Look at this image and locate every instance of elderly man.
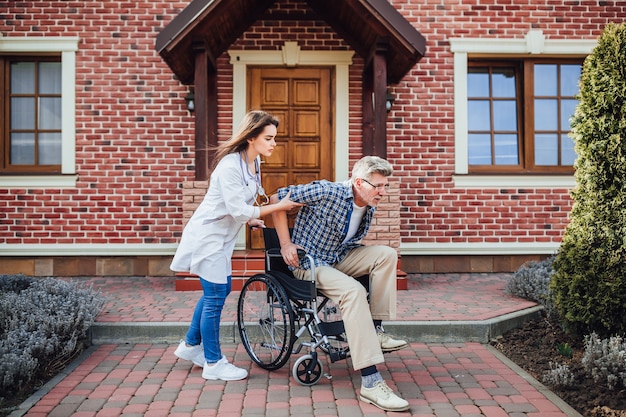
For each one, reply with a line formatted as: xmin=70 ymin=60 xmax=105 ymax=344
xmin=270 ymin=155 xmax=409 ymax=412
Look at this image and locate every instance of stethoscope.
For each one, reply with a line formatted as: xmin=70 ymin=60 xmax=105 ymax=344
xmin=239 ymin=150 xmax=269 ymax=206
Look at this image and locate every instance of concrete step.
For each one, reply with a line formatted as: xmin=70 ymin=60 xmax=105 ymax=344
xmin=89 ymin=306 xmax=543 ymax=345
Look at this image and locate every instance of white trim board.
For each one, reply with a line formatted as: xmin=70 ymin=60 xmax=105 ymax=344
xmin=0 ymin=242 xmax=559 ymax=257
xmin=401 ymin=242 xmax=559 ymax=256
xmin=0 ymin=244 xmax=179 ymax=257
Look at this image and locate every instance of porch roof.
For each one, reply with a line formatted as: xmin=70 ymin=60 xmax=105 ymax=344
xmin=155 ymin=0 xmax=426 ymax=85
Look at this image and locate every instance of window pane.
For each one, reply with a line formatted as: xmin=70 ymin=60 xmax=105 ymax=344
xmin=535 ymin=99 xmax=558 ymax=130
xmin=11 ymin=97 xmax=35 ymax=129
xmin=492 ymin=68 xmax=516 ymax=98
xmin=39 ymin=133 xmax=62 ymax=164
xmin=561 ymin=134 xmax=577 ymax=165
xmin=10 ymin=62 xmax=35 ymax=94
xmin=561 ymin=64 xmax=581 ymax=96
xmin=468 ymin=134 xmax=491 ymax=165
xmin=39 ymin=97 xmax=62 ymax=129
xmin=467 ymin=100 xmax=491 ymax=130
xmin=493 ymin=100 xmax=517 ymax=130
xmin=39 ymin=62 xmax=62 ymax=94
xmin=561 ymin=99 xmax=578 ymax=130
xmin=534 ymin=64 xmax=557 ymax=96
xmin=494 ymin=134 xmax=519 ymax=165
xmin=535 ymin=134 xmax=558 ymax=165
xmin=10 ymin=132 xmax=35 ymax=164
xmin=467 ymin=69 xmax=489 ymax=97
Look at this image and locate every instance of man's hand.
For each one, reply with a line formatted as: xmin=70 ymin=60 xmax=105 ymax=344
xmin=280 ymin=242 xmax=304 ymax=267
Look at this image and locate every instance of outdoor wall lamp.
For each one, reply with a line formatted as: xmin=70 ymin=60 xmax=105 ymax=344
xmin=385 ymin=90 xmax=395 ymax=112
xmin=184 ymin=88 xmax=195 ymax=113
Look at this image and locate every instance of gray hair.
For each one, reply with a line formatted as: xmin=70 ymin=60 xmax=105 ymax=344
xmin=350 ymin=156 xmax=393 ymax=184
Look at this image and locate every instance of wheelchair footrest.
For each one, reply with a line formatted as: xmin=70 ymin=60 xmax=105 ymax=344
xmin=318 ymin=320 xmax=345 ymax=336
xmin=328 ymin=349 xmax=349 ymax=363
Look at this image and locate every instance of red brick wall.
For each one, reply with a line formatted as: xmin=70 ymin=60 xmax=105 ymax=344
xmin=1 ymin=1 xmax=625 ymax=272
xmin=384 ymin=0 xmax=622 ymax=246
xmin=1 ymin=1 xmax=195 ymax=246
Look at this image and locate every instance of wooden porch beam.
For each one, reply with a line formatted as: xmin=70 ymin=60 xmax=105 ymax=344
xmin=362 ymin=37 xmax=389 ymax=158
xmin=192 ymin=44 xmax=218 ymax=181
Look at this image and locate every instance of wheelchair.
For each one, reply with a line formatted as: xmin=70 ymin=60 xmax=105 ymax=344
xmin=237 ymin=228 xmax=366 ymax=386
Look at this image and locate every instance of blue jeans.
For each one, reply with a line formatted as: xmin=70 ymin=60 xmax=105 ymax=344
xmin=185 ymin=276 xmax=232 ymax=364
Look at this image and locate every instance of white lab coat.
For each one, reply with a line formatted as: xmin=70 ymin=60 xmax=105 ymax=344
xmin=170 ymin=153 xmax=261 ymax=283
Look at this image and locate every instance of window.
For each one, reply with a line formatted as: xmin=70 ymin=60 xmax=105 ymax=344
xmin=467 ymin=60 xmax=582 ymax=174
xmin=449 ymin=30 xmax=596 ymax=187
xmin=0 ymin=37 xmax=78 ymax=187
xmin=2 ymin=57 xmax=62 ymax=173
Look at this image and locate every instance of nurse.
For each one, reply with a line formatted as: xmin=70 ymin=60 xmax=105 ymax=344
xmin=170 ymin=110 xmax=302 ymax=381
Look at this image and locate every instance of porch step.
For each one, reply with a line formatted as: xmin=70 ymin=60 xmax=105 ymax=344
xmin=175 ymin=250 xmax=408 ymax=291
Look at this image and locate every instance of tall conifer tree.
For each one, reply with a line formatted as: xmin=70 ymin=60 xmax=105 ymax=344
xmin=552 ymin=23 xmax=626 ymax=338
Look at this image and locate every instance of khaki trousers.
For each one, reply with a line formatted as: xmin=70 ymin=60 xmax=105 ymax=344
xmin=293 ymin=245 xmax=397 ymax=370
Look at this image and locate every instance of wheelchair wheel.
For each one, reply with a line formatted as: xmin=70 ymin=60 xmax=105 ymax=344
xmin=292 ymin=354 xmax=323 ymax=386
xmin=237 ymin=274 xmax=295 ymax=371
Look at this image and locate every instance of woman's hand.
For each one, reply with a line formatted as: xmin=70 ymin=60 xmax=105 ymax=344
xmin=248 ymin=218 xmax=265 ymax=230
xmin=278 ymin=190 xmax=304 ymax=211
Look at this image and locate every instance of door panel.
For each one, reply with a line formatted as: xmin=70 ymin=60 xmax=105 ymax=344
xmin=248 ymin=66 xmax=333 ymax=248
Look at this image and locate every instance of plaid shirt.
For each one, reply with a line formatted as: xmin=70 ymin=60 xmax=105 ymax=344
xmin=276 ymin=180 xmax=375 ymax=270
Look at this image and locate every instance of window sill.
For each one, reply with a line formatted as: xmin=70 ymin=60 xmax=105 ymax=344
xmin=0 ymin=175 xmax=78 ymax=189
xmin=452 ymin=174 xmax=575 ymax=189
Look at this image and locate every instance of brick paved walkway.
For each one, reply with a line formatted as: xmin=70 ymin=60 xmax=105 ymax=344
xmin=9 ymin=274 xmax=581 ymax=417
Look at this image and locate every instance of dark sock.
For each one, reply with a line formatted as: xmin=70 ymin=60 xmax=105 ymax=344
xmin=360 ymin=365 xmax=377 ymax=376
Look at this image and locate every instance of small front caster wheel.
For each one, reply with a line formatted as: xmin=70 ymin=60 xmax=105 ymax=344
xmin=292 ymin=354 xmax=323 ymax=386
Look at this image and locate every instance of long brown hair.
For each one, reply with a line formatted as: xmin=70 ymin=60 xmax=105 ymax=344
xmin=211 ymin=110 xmax=279 ymax=169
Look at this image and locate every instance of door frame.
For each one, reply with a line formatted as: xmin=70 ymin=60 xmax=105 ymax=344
xmin=228 ymin=42 xmax=354 ymax=249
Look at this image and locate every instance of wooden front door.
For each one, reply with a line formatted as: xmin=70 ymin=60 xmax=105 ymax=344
xmin=247 ymin=66 xmax=334 ymax=249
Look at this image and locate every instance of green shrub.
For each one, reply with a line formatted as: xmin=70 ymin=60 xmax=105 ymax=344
xmin=552 ymin=22 xmax=626 ymax=338
xmin=0 ymin=274 xmax=106 ymax=406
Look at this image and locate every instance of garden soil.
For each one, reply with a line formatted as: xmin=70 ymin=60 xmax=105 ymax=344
xmin=491 ymin=316 xmax=626 ymax=417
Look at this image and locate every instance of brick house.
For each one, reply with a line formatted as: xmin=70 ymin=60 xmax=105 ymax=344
xmin=1 ymin=1 xmax=624 ymax=288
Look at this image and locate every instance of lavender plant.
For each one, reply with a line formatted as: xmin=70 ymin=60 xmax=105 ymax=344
xmin=542 ymin=362 xmax=575 ymax=388
xmin=0 ymin=274 xmax=106 ymax=406
xmin=505 ymin=256 xmax=556 ymax=317
xmin=582 ymin=332 xmax=626 ymax=390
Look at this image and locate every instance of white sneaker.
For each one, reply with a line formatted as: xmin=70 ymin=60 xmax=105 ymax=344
xmin=174 ymin=340 xmax=205 ymax=367
xmin=359 ymin=380 xmax=409 ymax=412
xmin=202 ymin=356 xmax=248 ymax=381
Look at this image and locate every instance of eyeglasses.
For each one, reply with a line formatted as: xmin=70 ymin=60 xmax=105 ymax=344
xmin=361 ymin=178 xmax=390 ymax=191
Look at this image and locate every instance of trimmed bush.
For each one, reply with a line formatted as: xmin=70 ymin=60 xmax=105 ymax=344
xmin=552 ymin=22 xmax=626 ymax=338
xmin=0 ymin=274 xmax=105 ymax=406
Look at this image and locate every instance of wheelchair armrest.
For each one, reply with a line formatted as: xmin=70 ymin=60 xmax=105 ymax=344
xmin=267 ymin=247 xmax=282 ymax=256
xmin=267 ymin=247 xmax=306 ymax=259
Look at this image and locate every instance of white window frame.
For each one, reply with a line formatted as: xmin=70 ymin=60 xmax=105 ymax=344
xmin=449 ymin=29 xmax=595 ymax=189
xmin=0 ymin=36 xmax=78 ymax=188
